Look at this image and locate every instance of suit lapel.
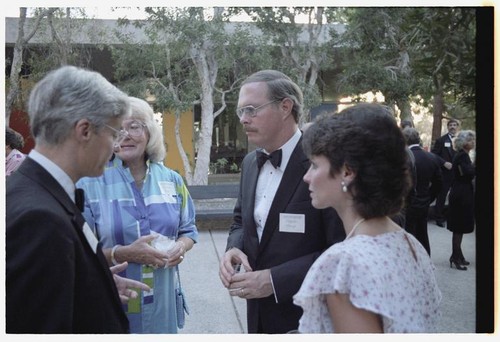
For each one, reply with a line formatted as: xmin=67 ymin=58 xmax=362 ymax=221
xmin=241 ymin=152 xmax=260 ymax=259
xmin=258 ymin=140 xmax=309 ymax=252
xmin=18 ymin=159 xmax=116 ymax=285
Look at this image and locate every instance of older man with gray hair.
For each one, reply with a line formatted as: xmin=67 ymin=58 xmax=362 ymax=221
xmin=6 ymin=66 xmax=150 ymax=333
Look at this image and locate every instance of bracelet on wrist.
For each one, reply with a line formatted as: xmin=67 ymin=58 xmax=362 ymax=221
xmin=111 ymin=244 xmax=122 ymax=266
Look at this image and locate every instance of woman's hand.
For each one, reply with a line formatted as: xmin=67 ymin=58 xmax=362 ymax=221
xmin=114 ymin=235 xmax=169 ymax=268
xmin=164 ymin=240 xmax=187 ymax=267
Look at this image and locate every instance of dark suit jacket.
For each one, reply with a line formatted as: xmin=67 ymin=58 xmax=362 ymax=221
xmin=226 ymin=139 xmax=345 ymax=333
xmin=431 ymin=133 xmax=456 ymax=176
xmin=409 ymin=146 xmax=443 ymax=209
xmin=432 ymin=133 xmax=455 ymax=162
xmin=6 ymin=158 xmax=129 ymax=333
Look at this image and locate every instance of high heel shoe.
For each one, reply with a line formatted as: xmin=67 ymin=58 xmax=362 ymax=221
xmin=449 ymin=257 xmax=467 ymax=270
xmin=459 ymin=257 xmax=470 ymax=266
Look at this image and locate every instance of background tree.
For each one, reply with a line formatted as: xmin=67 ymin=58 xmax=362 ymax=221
xmin=406 ymin=7 xmax=476 ymax=142
xmin=336 ymin=7 xmax=418 ymax=123
xmin=6 ymin=7 xmax=109 ymax=124
xmin=5 ymin=7 xmax=57 ymax=125
xmin=234 ymin=6 xmax=343 ymax=124
xmin=112 ymin=7 xmax=273 ymax=184
xmin=336 ymin=7 xmax=476 ymax=142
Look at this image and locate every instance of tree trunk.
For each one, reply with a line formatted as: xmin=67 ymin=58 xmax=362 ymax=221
xmin=396 ymin=97 xmax=412 ymax=123
xmin=5 ymin=8 xmax=27 ymax=125
xmin=191 ymin=48 xmax=217 ymax=185
xmin=174 ymin=109 xmax=193 ymax=184
xmin=431 ymin=89 xmax=445 ymax=146
xmin=6 ymin=8 xmax=58 ymax=125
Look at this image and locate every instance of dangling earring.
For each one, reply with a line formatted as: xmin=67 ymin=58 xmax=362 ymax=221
xmin=341 ymin=181 xmax=348 ymax=193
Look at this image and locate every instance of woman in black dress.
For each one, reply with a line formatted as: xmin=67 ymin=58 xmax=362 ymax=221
xmin=447 ymin=130 xmax=476 ymax=270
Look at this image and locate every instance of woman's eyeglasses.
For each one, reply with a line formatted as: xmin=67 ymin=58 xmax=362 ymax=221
xmin=104 ymin=125 xmax=129 ymax=143
xmin=123 ymin=120 xmax=146 ymax=137
xmin=104 ymin=120 xmax=146 ymax=143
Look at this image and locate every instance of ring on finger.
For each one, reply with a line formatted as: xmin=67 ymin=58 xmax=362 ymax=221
xmin=240 ymin=288 xmax=244 ymax=296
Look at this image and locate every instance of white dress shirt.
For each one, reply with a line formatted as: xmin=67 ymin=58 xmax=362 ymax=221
xmin=254 ymin=129 xmax=302 ymax=242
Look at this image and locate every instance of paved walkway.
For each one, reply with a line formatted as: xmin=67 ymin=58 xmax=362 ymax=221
xmin=178 ymin=222 xmax=476 ymax=334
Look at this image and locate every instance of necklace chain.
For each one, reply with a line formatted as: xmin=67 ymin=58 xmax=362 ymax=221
xmin=346 ymin=218 xmax=366 ymax=239
xmin=134 ymin=172 xmax=146 ymax=184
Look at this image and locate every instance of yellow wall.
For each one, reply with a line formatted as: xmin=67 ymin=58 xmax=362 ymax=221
xmin=162 ymin=111 xmax=195 ymax=177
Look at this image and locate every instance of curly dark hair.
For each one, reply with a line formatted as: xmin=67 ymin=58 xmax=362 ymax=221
xmin=302 ymin=103 xmax=412 ymax=219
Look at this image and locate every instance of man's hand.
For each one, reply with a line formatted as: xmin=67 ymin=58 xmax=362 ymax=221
xmin=110 ymin=262 xmax=151 ymax=304
xmin=218 ymin=247 xmax=251 ymax=288
xmin=227 ymin=269 xmax=274 ymax=299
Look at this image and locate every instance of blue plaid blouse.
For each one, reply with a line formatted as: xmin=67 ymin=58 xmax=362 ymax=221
xmin=77 ymin=156 xmax=198 ymax=333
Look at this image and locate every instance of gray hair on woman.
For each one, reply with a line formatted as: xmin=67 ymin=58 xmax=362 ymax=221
xmin=453 ymin=130 xmax=476 ymax=151
xmin=128 ymin=97 xmax=166 ymax=163
xmin=28 ymin=65 xmax=130 ymax=146
xmin=242 ymin=70 xmax=304 ymax=123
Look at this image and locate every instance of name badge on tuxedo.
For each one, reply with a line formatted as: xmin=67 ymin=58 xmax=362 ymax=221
xmin=444 ymin=142 xmax=451 ymax=148
xmin=279 ymin=213 xmax=305 ymax=233
xmin=82 ymin=222 xmax=99 ymax=254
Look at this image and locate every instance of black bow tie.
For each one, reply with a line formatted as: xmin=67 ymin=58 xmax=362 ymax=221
xmin=256 ymin=149 xmax=282 ymax=169
xmin=75 ymin=188 xmax=85 ymax=212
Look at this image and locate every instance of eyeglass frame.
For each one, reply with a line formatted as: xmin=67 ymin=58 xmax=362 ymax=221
xmin=236 ymin=99 xmax=281 ymax=119
xmin=121 ymin=120 xmax=147 ymax=137
xmin=104 ymin=124 xmax=129 ymax=143
xmin=104 ymin=120 xmax=147 ymax=143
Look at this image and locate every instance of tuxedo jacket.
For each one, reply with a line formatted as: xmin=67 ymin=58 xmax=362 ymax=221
xmin=226 ymin=139 xmax=345 ymax=333
xmin=6 ymin=157 xmax=129 ymax=333
xmin=409 ymin=146 xmax=443 ymax=209
xmin=431 ymin=133 xmax=456 ymax=178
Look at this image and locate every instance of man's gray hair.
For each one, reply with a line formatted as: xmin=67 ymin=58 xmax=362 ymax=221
xmin=28 ymin=65 xmax=130 ymax=145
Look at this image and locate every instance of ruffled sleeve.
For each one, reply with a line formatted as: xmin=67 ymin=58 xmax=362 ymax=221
xmin=294 ymin=232 xmax=441 ymax=333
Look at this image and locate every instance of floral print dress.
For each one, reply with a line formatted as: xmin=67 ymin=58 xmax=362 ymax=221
xmin=293 ymin=229 xmax=441 ymax=333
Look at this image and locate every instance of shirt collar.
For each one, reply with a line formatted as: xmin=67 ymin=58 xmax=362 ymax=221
xmin=29 ymin=149 xmax=76 ymax=202
xmin=263 ymin=129 xmax=301 ymax=171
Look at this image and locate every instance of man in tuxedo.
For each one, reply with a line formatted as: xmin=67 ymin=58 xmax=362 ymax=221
xmin=218 ymin=70 xmax=345 ymax=333
xmin=403 ymin=128 xmax=443 ymax=255
xmin=431 ymin=119 xmax=459 ymax=226
xmin=6 ymin=66 xmax=149 ymax=333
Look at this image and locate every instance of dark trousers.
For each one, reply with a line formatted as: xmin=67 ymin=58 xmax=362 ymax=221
xmin=405 ymin=207 xmax=431 ymax=256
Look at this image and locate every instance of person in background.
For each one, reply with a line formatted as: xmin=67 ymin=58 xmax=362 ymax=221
xmin=402 ymin=127 xmax=443 ymax=256
xmin=447 ymin=130 xmax=476 ymax=270
xmin=400 ymin=118 xmax=414 ymax=130
xmin=431 ymin=119 xmax=460 ymax=227
xmin=390 ymin=120 xmax=417 ymax=228
xmin=294 ymin=103 xmax=441 ymax=333
xmin=5 ymin=127 xmax=27 ymax=176
xmin=218 ymin=70 xmax=345 ymax=334
xmin=77 ymin=96 xmax=198 ymax=333
xmin=6 ymin=65 xmax=150 ymax=333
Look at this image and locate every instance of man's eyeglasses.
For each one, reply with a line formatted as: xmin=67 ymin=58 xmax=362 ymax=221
xmin=236 ymin=99 xmax=280 ymax=119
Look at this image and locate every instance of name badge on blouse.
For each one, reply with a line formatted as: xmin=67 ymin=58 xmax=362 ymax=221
xmin=279 ymin=213 xmax=305 ymax=233
xmin=158 ymin=181 xmax=177 ymax=203
xmin=444 ymin=142 xmax=451 ymax=148
xmin=82 ymin=222 xmax=98 ymax=254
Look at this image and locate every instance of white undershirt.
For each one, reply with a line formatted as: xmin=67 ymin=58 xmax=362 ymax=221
xmin=254 ymin=129 xmax=302 ymax=242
